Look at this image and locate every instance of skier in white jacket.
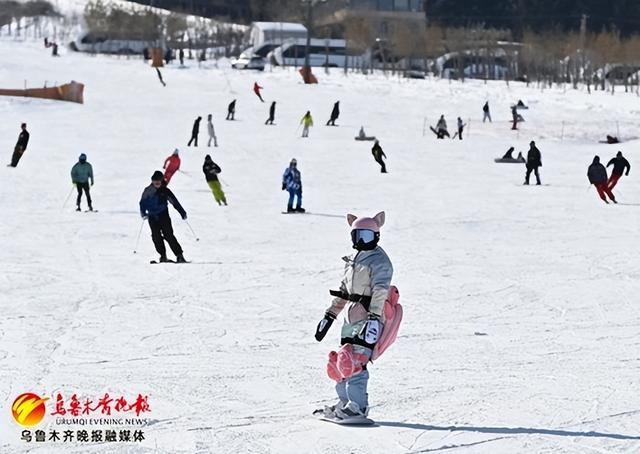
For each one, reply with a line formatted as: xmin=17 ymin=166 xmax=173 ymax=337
xmin=314 ymin=211 xmax=393 ymax=421
xmin=207 ymin=114 xmax=217 ymax=147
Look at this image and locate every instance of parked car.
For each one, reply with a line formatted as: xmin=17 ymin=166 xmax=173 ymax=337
xmin=231 ymin=50 xmax=266 ymax=70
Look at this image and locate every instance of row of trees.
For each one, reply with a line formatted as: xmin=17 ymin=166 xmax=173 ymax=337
xmin=82 ymin=1 xmax=244 ymax=57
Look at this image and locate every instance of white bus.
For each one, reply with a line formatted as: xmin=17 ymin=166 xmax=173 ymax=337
xmin=271 ymin=38 xmax=363 ymax=67
xmin=248 ymin=22 xmax=308 ymax=48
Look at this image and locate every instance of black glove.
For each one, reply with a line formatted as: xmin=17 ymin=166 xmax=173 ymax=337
xmin=359 ymin=313 xmax=381 ymax=346
xmin=282 ymin=183 xmax=286 ymax=191
xmin=315 ymin=312 xmax=335 ymax=342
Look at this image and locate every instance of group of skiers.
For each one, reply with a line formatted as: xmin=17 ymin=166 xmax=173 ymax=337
xmin=587 ymin=151 xmax=631 ymax=204
xmin=188 ymin=115 xmax=217 ymax=148
xmin=434 ymin=115 xmax=466 ymax=140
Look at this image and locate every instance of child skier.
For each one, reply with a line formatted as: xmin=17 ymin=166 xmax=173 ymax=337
xmin=202 ymin=155 xmax=227 ymax=206
xmin=70 ymin=153 xmax=94 ymax=211
xmin=253 ymin=82 xmax=264 ymax=102
xmin=456 ymin=117 xmax=465 ymax=140
xmin=282 ymin=158 xmax=304 ymax=213
xmin=207 ymin=114 xmax=218 ymax=147
xmin=301 ymin=111 xmax=313 ymax=138
xmin=139 ymin=171 xmax=188 ymax=263
xmin=163 ymin=149 xmax=181 ymax=184
xmin=314 ymin=211 xmax=394 ymax=422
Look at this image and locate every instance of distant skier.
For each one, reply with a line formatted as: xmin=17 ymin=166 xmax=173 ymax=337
xmin=588 ymin=156 xmax=617 ymax=204
xmin=202 ymin=154 xmax=227 ymax=206
xmin=179 ymin=48 xmax=184 ymax=66
xmin=524 ymin=141 xmax=542 ymax=185
xmin=313 ymin=211 xmax=394 ymax=423
xmin=511 ymin=105 xmax=519 ymax=130
xmin=456 ymin=117 xmax=465 ymax=140
xmin=253 ymin=82 xmax=264 ymax=102
xmin=207 ymin=114 xmax=218 ymax=147
xmin=483 ymin=101 xmax=492 ymax=123
xmin=226 ymin=100 xmax=236 ymax=120
xmin=371 ymin=140 xmax=387 ymax=173
xmin=436 ymin=115 xmax=449 ymax=139
xmin=163 ymin=149 xmax=181 ymax=184
xmin=139 ymin=171 xmax=187 ymax=263
xmin=188 ymin=116 xmax=201 ymax=147
xmin=282 ymin=158 xmax=304 ymax=213
xmin=606 ymin=151 xmax=630 ymax=190
xmin=70 ymin=153 xmax=94 ymax=212
xmin=301 ymin=111 xmax=313 ymax=138
xmin=9 ymin=123 xmax=29 ymax=167
xmin=265 ymin=101 xmax=276 ymax=125
xmin=327 ymin=101 xmax=340 ymax=126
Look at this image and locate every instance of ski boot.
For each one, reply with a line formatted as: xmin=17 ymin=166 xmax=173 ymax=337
xmin=334 ymin=402 xmax=368 ymax=421
xmin=313 ymin=401 xmax=346 ymax=418
xmin=76 ymin=206 xmax=81 ymax=212
xmin=88 ymin=205 xmax=94 ymax=212
xmin=287 ymin=206 xmax=295 ymax=213
xmin=295 ymin=207 xmax=306 ymax=213
xmin=159 ymin=255 xmax=170 ymax=263
xmin=176 ymin=255 xmax=187 ymax=263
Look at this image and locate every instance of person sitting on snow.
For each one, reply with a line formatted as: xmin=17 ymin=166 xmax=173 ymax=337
xmin=436 ymin=115 xmax=449 ymax=139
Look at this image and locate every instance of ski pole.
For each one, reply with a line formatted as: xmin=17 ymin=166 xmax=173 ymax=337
xmin=219 ymin=177 xmax=230 ymax=187
xmin=133 ymin=218 xmax=145 ymax=254
xmin=61 ymin=184 xmax=75 ymax=212
xmin=178 ymin=169 xmax=194 ymax=179
xmin=184 ymin=219 xmax=200 ymax=242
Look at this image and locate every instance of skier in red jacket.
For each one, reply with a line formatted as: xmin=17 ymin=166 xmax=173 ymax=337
xmin=163 ymin=149 xmax=181 ymax=184
xmin=253 ymin=82 xmax=264 ymax=102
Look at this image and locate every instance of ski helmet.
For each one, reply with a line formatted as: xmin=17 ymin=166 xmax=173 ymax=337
xmin=347 ymin=212 xmax=385 ymax=251
xmin=290 ymin=158 xmax=297 ymax=166
xmin=79 ymin=153 xmax=87 ymax=162
xmin=173 ymin=148 xmax=179 ymax=155
xmin=151 ymin=170 xmax=164 ymax=181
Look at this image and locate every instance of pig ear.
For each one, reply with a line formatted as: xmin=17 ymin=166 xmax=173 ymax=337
xmin=373 ymin=211 xmax=385 ymax=228
xmin=347 ymin=214 xmax=357 ymax=226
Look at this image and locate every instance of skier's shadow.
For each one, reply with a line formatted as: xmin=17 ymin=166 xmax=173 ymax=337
xmin=375 ymin=422 xmax=640 ymax=440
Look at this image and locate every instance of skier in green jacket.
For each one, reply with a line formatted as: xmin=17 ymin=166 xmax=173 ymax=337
xmin=71 ymin=153 xmax=94 ymax=211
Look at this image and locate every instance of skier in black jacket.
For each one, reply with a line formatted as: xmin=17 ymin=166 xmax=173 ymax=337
xmin=139 ymin=171 xmax=188 ymax=263
xmin=371 ymin=140 xmax=387 ymax=173
xmin=9 ymin=123 xmax=30 ymax=167
xmin=524 ymin=141 xmax=542 ymax=185
xmin=326 ymin=101 xmax=340 ymax=126
xmin=606 ymin=151 xmax=631 ymax=190
xmin=226 ymin=99 xmax=236 ymax=120
xmin=588 ymin=156 xmax=616 ymax=204
xmin=188 ymin=116 xmax=201 ymax=147
xmin=266 ymin=101 xmax=276 ymax=125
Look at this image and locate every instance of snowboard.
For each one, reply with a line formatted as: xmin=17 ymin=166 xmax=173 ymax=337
xmin=313 ymin=408 xmax=375 ymax=426
xmin=281 ymin=211 xmax=307 ymax=215
xmin=317 ymin=414 xmax=375 ymax=426
xmin=150 ymin=260 xmax=191 ymax=264
xmin=494 ymin=158 xmax=525 ymax=164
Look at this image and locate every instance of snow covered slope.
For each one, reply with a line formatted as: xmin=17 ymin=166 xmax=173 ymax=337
xmin=1 ymin=40 xmax=639 ymax=453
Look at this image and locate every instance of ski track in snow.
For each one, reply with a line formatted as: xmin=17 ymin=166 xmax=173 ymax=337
xmin=0 ymin=39 xmax=639 ymax=453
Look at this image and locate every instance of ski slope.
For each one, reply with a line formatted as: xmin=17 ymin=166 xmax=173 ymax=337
xmin=1 ymin=40 xmax=639 ymax=453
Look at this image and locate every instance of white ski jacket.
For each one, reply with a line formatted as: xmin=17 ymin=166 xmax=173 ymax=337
xmin=327 ymin=246 xmax=393 ymax=341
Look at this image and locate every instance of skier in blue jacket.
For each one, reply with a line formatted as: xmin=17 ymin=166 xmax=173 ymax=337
xmin=282 ymin=158 xmax=304 ymax=213
xmin=139 ymin=171 xmax=188 ymax=263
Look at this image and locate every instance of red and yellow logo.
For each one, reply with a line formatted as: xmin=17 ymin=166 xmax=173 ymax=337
xmin=12 ymin=393 xmax=49 ymax=427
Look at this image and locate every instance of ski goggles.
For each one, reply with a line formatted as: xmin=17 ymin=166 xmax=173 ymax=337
xmin=351 ymin=229 xmax=376 ymax=244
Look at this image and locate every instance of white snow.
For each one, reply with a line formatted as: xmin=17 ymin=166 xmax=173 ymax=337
xmin=1 ymin=39 xmax=639 ymax=453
